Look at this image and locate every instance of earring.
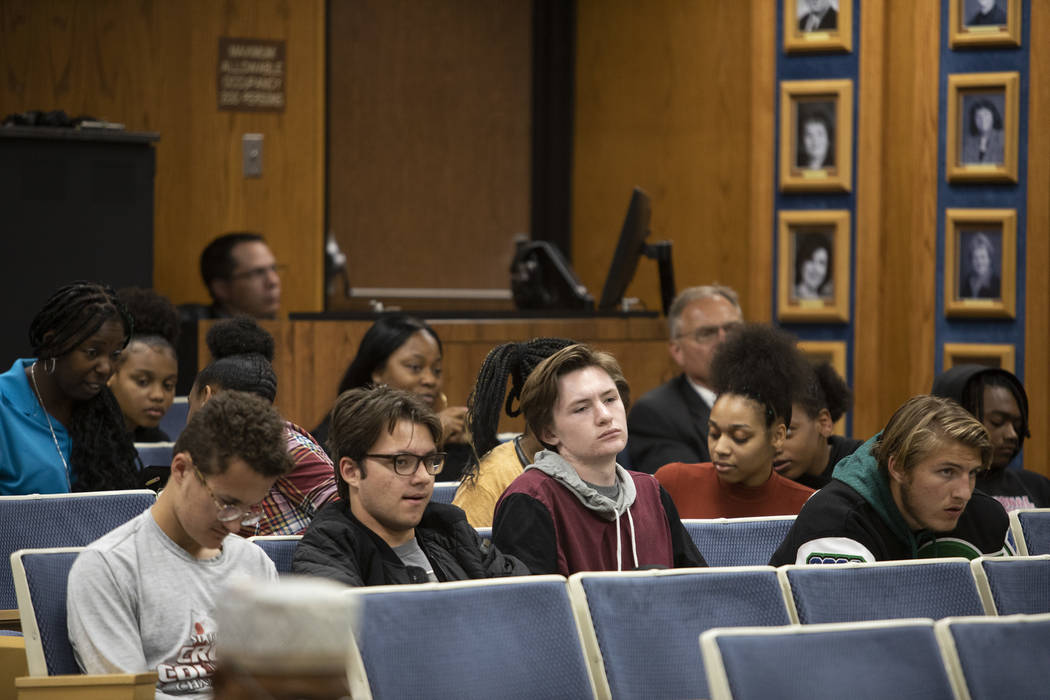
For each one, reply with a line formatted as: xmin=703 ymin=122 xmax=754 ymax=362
xmin=46 ymin=357 xmax=56 ymax=374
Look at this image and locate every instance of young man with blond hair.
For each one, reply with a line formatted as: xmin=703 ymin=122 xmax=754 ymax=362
xmin=771 ymin=394 xmax=1010 ymax=565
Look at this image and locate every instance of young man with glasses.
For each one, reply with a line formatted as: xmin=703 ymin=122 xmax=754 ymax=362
xmin=67 ymin=391 xmax=293 ymax=698
xmin=294 ymin=385 xmax=527 ymax=586
xmin=627 ymin=284 xmax=744 ymax=473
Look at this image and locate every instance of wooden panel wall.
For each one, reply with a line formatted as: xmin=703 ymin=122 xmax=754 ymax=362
xmin=852 ymin=0 xmax=942 ymax=437
xmin=0 ymin=0 xmax=325 ymax=313
xmin=200 ymin=318 xmax=674 ymax=432
xmin=326 ymin=0 xmax=532 ymax=300
xmin=573 ymin=0 xmax=770 ymax=321
xmin=1026 ymin=1 xmax=1049 ymax=478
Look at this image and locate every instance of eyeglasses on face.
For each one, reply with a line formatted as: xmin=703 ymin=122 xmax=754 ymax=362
xmin=364 ymin=452 xmax=446 ymax=476
xmin=192 ymin=465 xmax=263 ymax=526
xmin=676 ymin=321 xmax=743 ymax=344
xmin=228 ymin=263 xmax=285 ymax=282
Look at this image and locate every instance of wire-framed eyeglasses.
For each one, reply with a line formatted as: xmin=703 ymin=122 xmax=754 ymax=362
xmin=364 ymin=452 xmax=447 ymax=476
xmin=192 ymin=465 xmax=264 ymax=526
xmin=675 ymin=321 xmax=743 ymax=344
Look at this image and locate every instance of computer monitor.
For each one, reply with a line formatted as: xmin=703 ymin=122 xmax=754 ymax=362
xmin=598 ymin=187 xmax=676 ymax=314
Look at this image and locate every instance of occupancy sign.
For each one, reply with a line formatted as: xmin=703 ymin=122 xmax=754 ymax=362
xmin=217 ymin=38 xmax=285 ymax=112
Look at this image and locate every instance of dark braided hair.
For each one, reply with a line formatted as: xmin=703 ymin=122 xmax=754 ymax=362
xmin=461 ymin=338 xmax=576 ymax=484
xmin=961 ymin=369 xmax=1030 ymax=452
xmin=710 ymin=323 xmax=809 ymax=429
xmin=796 ymin=362 xmax=853 ymax=423
xmin=29 ymin=282 xmax=139 ymax=492
xmin=195 ymin=318 xmax=278 ymax=403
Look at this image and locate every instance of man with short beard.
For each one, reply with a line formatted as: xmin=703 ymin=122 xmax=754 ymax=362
xmin=771 ymin=394 xmax=1009 ymax=565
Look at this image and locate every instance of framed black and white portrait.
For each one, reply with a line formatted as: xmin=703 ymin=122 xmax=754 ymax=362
xmin=780 ymin=80 xmax=853 ymax=192
xmin=944 ymin=208 xmax=1015 ymax=319
xmin=778 ymin=209 xmax=850 ymax=322
xmin=949 ymin=0 xmax=1020 ymax=48
xmin=943 ymin=343 xmax=1015 ymax=373
xmin=784 ymin=0 xmax=852 ymax=53
xmin=946 ymin=72 xmax=1019 ymax=183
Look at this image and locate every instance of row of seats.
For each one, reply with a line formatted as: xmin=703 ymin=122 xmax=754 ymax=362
xmin=11 ymin=550 xmax=1050 ymax=699
xmin=6 ymin=491 xmax=1050 ymax=616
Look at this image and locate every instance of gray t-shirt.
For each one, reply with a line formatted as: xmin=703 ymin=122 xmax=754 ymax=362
xmin=392 ymin=538 xmax=438 ymax=582
xmin=584 ymin=479 xmax=621 ymax=501
xmin=67 ymin=509 xmax=277 ymax=699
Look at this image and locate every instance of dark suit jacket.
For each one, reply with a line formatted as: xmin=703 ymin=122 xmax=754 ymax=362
xmin=626 ymin=374 xmax=711 ymax=475
xmin=799 ymin=7 xmax=837 ymax=31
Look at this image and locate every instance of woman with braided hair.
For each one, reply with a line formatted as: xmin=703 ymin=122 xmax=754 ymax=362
xmin=453 ymin=337 xmax=575 ymax=527
xmin=0 ymin=282 xmax=139 ymax=494
xmin=655 ymin=323 xmax=816 ymax=517
xmin=108 ymin=287 xmax=180 ymax=442
xmin=186 ymin=317 xmax=338 ymax=537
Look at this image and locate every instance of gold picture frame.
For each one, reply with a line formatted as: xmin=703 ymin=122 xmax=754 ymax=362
xmin=777 ymin=210 xmax=850 ymax=322
xmin=784 ymin=0 xmax=853 ymax=54
xmin=944 ymin=208 xmax=1015 ymax=319
xmin=943 ymin=343 xmax=1015 ymax=373
xmin=780 ymin=79 xmax=853 ymax=192
xmin=946 ymin=72 xmax=1019 ymax=183
xmin=948 ymin=0 xmax=1020 ymax=49
xmin=797 ymin=340 xmax=848 ymax=435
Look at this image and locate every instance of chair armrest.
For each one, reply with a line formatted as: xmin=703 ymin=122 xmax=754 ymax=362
xmin=0 ymin=609 xmax=20 ymax=633
xmin=15 ymin=672 xmax=157 ymax=700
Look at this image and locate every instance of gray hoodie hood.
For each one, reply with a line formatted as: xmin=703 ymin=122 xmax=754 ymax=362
xmin=525 ymin=449 xmax=637 ymax=522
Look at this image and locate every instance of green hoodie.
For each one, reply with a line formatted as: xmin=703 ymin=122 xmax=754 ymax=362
xmin=832 ymin=434 xmax=926 ymax=557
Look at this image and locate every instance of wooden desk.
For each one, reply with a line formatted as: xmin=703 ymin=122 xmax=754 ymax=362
xmin=201 ymin=317 xmax=676 ymax=431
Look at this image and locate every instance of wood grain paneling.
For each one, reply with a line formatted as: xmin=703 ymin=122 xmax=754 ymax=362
xmin=326 ymin=0 xmax=531 ymax=299
xmin=573 ymin=1 xmax=760 ymax=318
xmin=201 ymin=318 xmax=673 ymax=433
xmin=0 ymin=0 xmax=325 ymax=314
xmin=853 ymin=0 xmax=941 ymax=438
xmin=1026 ymin=1 xmax=1049 ymax=478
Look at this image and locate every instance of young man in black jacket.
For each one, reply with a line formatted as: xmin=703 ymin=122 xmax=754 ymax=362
xmin=293 ymin=385 xmax=527 ymax=585
xmin=771 ymin=394 xmax=1009 ymax=565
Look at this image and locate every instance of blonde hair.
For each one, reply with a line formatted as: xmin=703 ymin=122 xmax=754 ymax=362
xmin=873 ymin=394 xmax=992 ymax=478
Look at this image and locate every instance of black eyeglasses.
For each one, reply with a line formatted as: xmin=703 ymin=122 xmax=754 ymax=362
xmin=364 ymin=452 xmax=446 ymax=476
xmin=675 ymin=321 xmax=743 ymax=344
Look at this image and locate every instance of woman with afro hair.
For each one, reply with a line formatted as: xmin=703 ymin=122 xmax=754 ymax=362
xmin=655 ymin=323 xmax=816 ymax=517
xmin=0 ymin=282 xmax=139 ymax=494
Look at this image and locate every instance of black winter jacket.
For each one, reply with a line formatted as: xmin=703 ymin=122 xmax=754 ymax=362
xmin=292 ymin=501 xmax=529 ymax=586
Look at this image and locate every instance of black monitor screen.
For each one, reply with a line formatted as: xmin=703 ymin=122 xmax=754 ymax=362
xmin=598 ymin=187 xmax=651 ymax=310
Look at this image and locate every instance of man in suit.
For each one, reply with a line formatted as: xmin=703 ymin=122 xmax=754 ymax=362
xmin=799 ymin=0 xmax=838 ymax=32
xmin=626 ymin=285 xmax=743 ymax=474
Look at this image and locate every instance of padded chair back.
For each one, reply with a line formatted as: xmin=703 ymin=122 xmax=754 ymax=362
xmin=349 ymin=575 xmax=595 ymax=700
xmin=1009 ymin=508 xmax=1050 ymax=556
xmin=10 ymin=547 xmax=83 ymax=676
xmin=0 ymin=490 xmax=156 ymax=610
xmin=780 ymin=558 xmax=984 ymax=624
xmin=569 ymin=566 xmax=791 ymax=700
xmin=682 ymin=517 xmax=795 ymax=567
xmin=430 ymin=481 xmax=459 ymax=506
xmin=936 ymin=613 xmax=1050 ymax=700
xmin=159 ymin=396 xmax=190 ymax=440
xmin=971 ymin=555 xmax=1050 ymax=615
xmin=247 ymin=535 xmax=302 ymax=575
xmin=701 ymin=618 xmax=960 ymax=700
xmin=134 ymin=442 xmax=174 ymax=469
